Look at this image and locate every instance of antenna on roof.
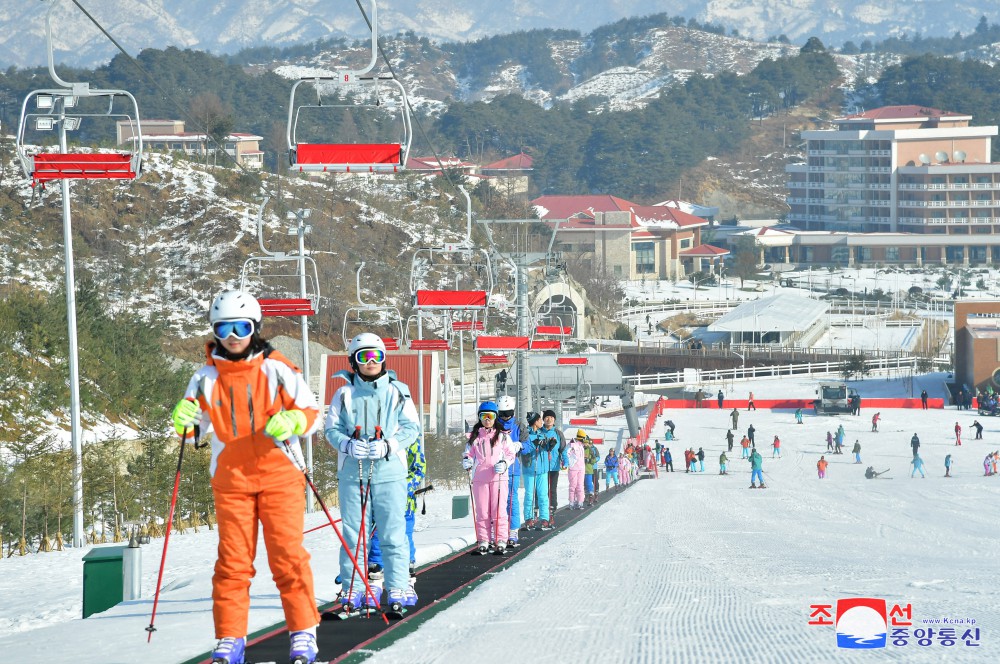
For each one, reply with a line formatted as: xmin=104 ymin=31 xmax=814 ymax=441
xmin=935 ymin=151 xmax=949 ymax=163
xmin=918 ymin=153 xmax=930 ymax=165
xmin=954 ymin=150 xmax=967 ymax=163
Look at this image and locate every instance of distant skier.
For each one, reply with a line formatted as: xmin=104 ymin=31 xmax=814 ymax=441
xmin=955 ymin=422 xmax=962 ymax=446
xmin=921 ymin=389 xmax=929 ymax=410
xmin=719 ymin=451 xmax=728 ymax=475
xmin=871 ymin=412 xmax=880 ymax=432
xmin=604 ymin=449 xmax=620 ymax=491
xmin=717 ymin=389 xmax=725 ymax=409
xmin=730 ymin=407 xmax=740 ymax=430
xmin=566 ymin=429 xmax=587 ymax=509
xmin=748 ymin=423 xmax=756 ymax=447
xmin=911 ymin=453 xmax=926 ymax=478
xmin=748 ymin=391 xmax=756 ymax=411
xmin=665 ymin=419 xmax=676 ymax=437
xmin=726 ymin=429 xmax=734 ymax=452
xmin=795 ymin=407 xmax=803 ymax=424
xmin=973 ymin=420 xmax=984 ymax=440
xmin=945 ymin=453 xmax=953 ymax=478
xmin=772 ymin=435 xmax=781 ymax=458
xmin=984 ymin=453 xmax=994 ymax=477
xmin=749 ymin=448 xmax=765 ymax=488
xmin=740 ymin=435 xmax=751 ymax=459
xmin=664 ymin=447 xmax=674 ymax=472
xmin=697 ymin=446 xmax=705 ymax=472
xmin=852 ymin=440 xmax=862 ymax=464
xmin=817 ymin=455 xmax=828 ymax=479
xmin=826 ymin=431 xmax=834 ymax=452
xmin=910 ymin=433 xmax=920 ymax=457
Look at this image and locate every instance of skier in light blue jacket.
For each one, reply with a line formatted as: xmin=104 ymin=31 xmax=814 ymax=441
xmin=520 ymin=412 xmax=552 ymax=530
xmin=324 ymin=333 xmax=421 ymax=613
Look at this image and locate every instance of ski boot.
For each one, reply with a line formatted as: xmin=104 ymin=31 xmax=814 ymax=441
xmin=362 ymin=580 xmax=383 ymax=609
xmin=403 ymin=584 xmax=418 ymax=607
xmin=367 ymin=563 xmax=383 ymax=580
xmin=339 ymin=585 xmax=365 ymax=611
xmin=211 ymin=637 xmax=246 ymax=664
xmin=494 ymin=542 xmax=507 ymax=555
xmin=474 ymin=541 xmax=489 ymax=555
xmin=758 ymin=483 xmax=767 ymax=489
xmin=749 ymin=483 xmax=758 ymax=489
xmin=387 ymin=588 xmax=406 ymax=614
xmin=289 ymin=630 xmax=318 ymax=664
xmin=539 ymin=520 xmax=554 ymax=531
xmin=506 ymin=537 xmax=519 ymax=549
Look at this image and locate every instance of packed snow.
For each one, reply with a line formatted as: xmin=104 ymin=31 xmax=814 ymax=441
xmin=1 ymin=371 xmax=998 ymax=662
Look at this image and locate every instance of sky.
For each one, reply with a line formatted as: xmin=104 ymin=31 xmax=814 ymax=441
xmin=1 ymin=371 xmax=998 ymax=663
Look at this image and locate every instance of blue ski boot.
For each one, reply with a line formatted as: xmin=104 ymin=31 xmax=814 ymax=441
xmin=211 ymin=637 xmax=246 ymax=664
xmin=289 ymin=630 xmax=318 ymax=664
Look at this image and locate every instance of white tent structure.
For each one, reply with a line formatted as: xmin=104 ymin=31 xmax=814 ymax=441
xmin=707 ymin=293 xmax=828 ymax=345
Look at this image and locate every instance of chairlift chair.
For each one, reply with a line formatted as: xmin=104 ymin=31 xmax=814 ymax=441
xmin=404 ymin=312 xmax=451 ymax=351
xmin=342 ymin=262 xmax=404 ymax=349
xmin=285 ymin=0 xmax=411 ymax=174
xmin=16 ymin=87 xmax=143 ymax=186
xmin=240 ymin=255 xmax=321 ymax=317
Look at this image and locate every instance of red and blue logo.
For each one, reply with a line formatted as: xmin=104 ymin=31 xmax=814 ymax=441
xmin=836 ymin=598 xmax=887 ymax=648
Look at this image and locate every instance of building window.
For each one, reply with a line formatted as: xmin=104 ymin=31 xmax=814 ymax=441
xmin=633 ymin=242 xmax=655 ymax=274
xmin=886 ymin=247 xmax=899 ymax=261
xmin=613 ymin=265 xmax=622 ymax=276
xmin=679 ymin=238 xmax=692 ymax=249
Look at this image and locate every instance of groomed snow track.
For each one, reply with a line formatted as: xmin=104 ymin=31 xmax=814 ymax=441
xmin=181 ymin=480 xmax=642 ymax=664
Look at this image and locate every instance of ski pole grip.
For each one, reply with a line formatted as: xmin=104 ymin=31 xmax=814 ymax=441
xmin=353 ymin=425 xmax=362 ymax=439
xmin=374 ymin=426 xmax=383 ymax=439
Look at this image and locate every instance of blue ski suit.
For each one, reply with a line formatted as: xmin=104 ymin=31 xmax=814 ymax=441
xmin=500 ymin=416 xmax=524 ymax=534
xmin=324 ymin=369 xmax=421 ymax=594
xmin=520 ymin=426 xmax=549 ymax=522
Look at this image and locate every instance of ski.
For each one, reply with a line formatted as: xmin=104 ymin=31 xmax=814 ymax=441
xmin=383 ymin=606 xmax=407 ymax=620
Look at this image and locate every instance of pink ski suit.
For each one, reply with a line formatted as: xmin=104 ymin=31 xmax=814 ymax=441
xmin=565 ymin=438 xmax=586 ymax=506
xmin=465 ymin=427 xmax=518 ymax=544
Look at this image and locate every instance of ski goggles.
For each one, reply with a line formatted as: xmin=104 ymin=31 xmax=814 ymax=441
xmin=479 ymin=412 xmax=497 ymax=422
xmin=212 ymin=318 xmax=255 ymax=340
xmin=354 ymin=348 xmax=386 ymax=365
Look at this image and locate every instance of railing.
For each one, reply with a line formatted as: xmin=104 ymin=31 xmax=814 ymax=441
xmin=626 ymin=355 xmax=950 ymax=390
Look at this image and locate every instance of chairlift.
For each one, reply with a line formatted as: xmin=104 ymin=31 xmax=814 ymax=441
xmin=239 ymin=199 xmax=320 ymax=317
xmin=410 ymin=186 xmax=494 ymax=309
xmin=342 ymin=262 xmax=404 ymax=349
xmin=286 ymin=0 xmax=411 ymax=173
xmin=15 ymin=8 xmax=143 ymax=186
xmin=404 ymin=312 xmax=451 ymax=351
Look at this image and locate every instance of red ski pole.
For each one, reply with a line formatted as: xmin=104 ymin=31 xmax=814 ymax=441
xmin=146 ymin=425 xmax=189 ymax=641
xmin=282 ymin=440 xmax=388 ymax=624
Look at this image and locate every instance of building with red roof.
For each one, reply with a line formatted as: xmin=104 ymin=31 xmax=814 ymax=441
xmin=787 ymin=105 xmax=1000 ymax=264
xmin=531 ymin=194 xmax=711 ymax=279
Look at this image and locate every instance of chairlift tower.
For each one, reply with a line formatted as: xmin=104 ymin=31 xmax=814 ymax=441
xmin=15 ymin=1 xmax=146 ymax=548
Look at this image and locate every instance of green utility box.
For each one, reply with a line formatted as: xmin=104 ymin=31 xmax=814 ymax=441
xmin=82 ymin=545 xmax=126 ymax=618
xmin=452 ymin=494 xmax=470 ymax=519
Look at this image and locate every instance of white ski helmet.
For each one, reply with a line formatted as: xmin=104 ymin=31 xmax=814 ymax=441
xmin=209 ymin=290 xmax=262 ymax=324
xmin=347 ymin=332 xmax=387 ymax=357
xmin=497 ymin=395 xmax=516 ymax=412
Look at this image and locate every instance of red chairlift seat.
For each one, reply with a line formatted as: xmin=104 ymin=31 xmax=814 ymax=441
xmin=475 ymin=336 xmax=529 ymax=351
xmin=530 ymin=340 xmax=561 ymax=351
xmin=258 ymin=298 xmax=316 ymax=317
xmin=408 ymin=339 xmax=451 ymax=351
xmin=415 ymin=290 xmax=488 ymax=309
xmin=451 ymin=320 xmax=485 ymax=332
xmin=292 ymin=143 xmax=403 ymax=173
xmin=568 ymin=418 xmax=598 ymax=426
xmin=557 ymin=357 xmax=588 ymax=366
xmin=382 ymin=337 xmax=401 ymax=351
xmin=31 ymin=152 xmax=138 ymax=184
xmin=478 ymin=354 xmax=509 ymax=364
xmin=535 ymin=325 xmax=573 ymax=336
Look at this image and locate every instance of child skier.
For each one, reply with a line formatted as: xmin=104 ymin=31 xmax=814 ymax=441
xmin=604 ymin=449 xmax=620 ymax=490
xmin=749 ymin=448 xmax=765 ymax=488
xmin=871 ymin=412 xmax=880 ymax=432
xmin=171 ymin=291 xmax=322 ymax=664
xmin=911 ymin=453 xmax=926 ymax=478
xmin=520 ymin=413 xmax=550 ymax=530
xmin=817 ymin=455 xmax=828 ymax=479
xmin=566 ymin=429 xmax=587 ymax=508
xmin=496 ymin=396 xmax=524 ymax=547
xmin=463 ymin=401 xmax=518 ymax=554
xmin=719 ymin=451 xmax=728 ymax=475
xmin=955 ymin=422 xmax=962 ymax=446
xmin=583 ymin=436 xmax=601 ymax=505
xmin=772 ymin=435 xmax=781 ymax=458
xmin=852 ymin=440 xmax=862 ymax=464
xmin=325 ymin=333 xmax=421 ymax=615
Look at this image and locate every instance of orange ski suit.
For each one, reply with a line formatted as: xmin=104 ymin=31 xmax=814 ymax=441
xmin=182 ymin=343 xmax=321 ymax=638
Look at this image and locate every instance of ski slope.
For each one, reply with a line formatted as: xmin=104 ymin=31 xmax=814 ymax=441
xmin=1 ymin=375 xmax=998 ymax=662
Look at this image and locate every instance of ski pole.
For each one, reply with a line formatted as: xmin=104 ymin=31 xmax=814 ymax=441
xmin=282 ymin=440 xmax=387 ymax=624
xmin=348 ymin=426 xmax=365 ymax=605
xmin=146 ymin=425 xmax=189 ymax=642
xmin=303 ymin=517 xmax=342 ymax=535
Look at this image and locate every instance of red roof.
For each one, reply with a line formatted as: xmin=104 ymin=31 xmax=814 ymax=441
xmin=631 ymin=205 xmax=707 ymax=229
xmin=531 ymin=194 xmax=634 ymax=220
xmin=482 ymin=152 xmax=534 ymax=171
xmin=839 ymin=105 xmax=970 ymax=121
xmin=679 ymin=243 xmax=730 ymax=257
